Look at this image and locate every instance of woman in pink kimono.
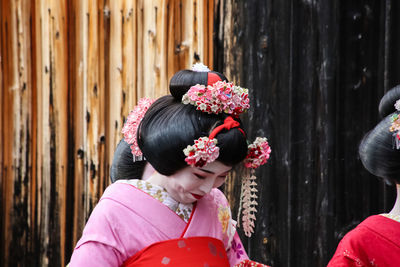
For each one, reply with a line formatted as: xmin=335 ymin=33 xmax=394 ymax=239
xmin=69 ymin=64 xmax=271 ymax=266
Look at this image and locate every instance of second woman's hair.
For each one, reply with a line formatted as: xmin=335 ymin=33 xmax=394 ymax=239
xmin=359 ymin=85 xmax=400 ymax=184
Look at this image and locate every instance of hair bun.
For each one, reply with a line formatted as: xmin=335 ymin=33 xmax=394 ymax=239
xmin=378 ymin=84 xmax=400 ymax=117
xmin=169 ymin=70 xmax=206 ymax=100
xmin=169 ymin=69 xmax=228 ymax=100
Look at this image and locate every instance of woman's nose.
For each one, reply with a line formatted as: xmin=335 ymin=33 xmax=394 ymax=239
xmin=199 ymin=177 xmax=217 ymax=194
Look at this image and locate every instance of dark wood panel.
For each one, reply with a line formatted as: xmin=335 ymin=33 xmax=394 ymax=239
xmin=217 ymin=0 xmax=398 ymax=266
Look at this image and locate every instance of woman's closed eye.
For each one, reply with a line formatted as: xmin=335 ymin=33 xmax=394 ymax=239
xmin=194 ymin=173 xmax=206 ymax=180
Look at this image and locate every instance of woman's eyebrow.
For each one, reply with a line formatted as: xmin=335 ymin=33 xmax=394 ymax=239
xmin=198 ymin=168 xmax=214 ymax=174
xmin=198 ymin=168 xmax=232 ymax=174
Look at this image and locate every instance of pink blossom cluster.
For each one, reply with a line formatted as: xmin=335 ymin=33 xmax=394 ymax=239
xmin=182 ymin=81 xmax=250 ymax=117
xmin=183 ymin=137 xmax=220 ymax=167
xmin=244 ymin=137 xmax=271 ymax=169
xmin=122 ymin=98 xmax=156 ymax=156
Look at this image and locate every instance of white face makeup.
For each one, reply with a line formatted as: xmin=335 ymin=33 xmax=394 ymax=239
xmin=150 ymin=161 xmax=232 ymax=204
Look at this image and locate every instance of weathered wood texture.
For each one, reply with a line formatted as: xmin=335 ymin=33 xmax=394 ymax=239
xmin=218 ymin=0 xmax=400 ymax=266
xmin=3 ymin=0 xmax=399 ymax=266
xmin=0 ymin=0 xmax=213 ymax=266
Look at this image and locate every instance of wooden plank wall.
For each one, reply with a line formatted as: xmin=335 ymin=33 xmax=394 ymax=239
xmin=217 ymin=0 xmax=400 ymax=266
xmin=0 ymin=0 xmax=214 ymax=265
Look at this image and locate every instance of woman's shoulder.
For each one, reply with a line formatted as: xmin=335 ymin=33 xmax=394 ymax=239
xmin=75 ymin=182 xmax=168 ymax=253
xmin=203 ymin=188 xmax=230 ymax=207
xmin=89 ymin=181 xmax=151 ymax=220
xmin=328 ymin=215 xmax=400 ymax=266
xmin=208 ymin=188 xmax=228 ymax=200
xmin=336 ymin=216 xmax=389 ymax=244
xmin=337 ymin=216 xmax=382 ymax=244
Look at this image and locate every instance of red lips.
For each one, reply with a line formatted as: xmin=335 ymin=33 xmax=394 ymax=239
xmin=191 ymin=193 xmax=203 ymax=200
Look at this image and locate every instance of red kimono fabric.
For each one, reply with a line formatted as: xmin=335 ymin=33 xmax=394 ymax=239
xmin=328 ymin=215 xmax=400 ymax=266
xmin=122 ymin=236 xmax=230 ymax=267
xmin=122 ymin=236 xmax=269 ymax=267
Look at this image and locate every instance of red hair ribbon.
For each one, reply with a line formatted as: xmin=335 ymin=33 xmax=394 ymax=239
xmin=209 ymin=116 xmax=245 ymax=139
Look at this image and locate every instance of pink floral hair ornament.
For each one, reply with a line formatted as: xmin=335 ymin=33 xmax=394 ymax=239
xmin=244 ymin=137 xmax=272 ymax=169
xmin=390 ymin=99 xmax=400 ymax=149
xmin=183 ymin=116 xmax=243 ymax=168
xmin=182 ymin=81 xmax=250 ymax=117
xmin=238 ymin=137 xmax=271 ymax=237
xmin=183 ymin=137 xmax=219 ymax=167
xmin=122 ymin=98 xmax=156 ymax=160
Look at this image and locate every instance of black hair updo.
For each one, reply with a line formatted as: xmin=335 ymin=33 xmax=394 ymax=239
xmin=359 ymin=85 xmax=400 ymax=184
xmin=137 ymin=69 xmax=248 ymax=176
xmin=169 ymin=69 xmax=228 ymax=98
xmin=110 ymin=139 xmax=146 ymax=182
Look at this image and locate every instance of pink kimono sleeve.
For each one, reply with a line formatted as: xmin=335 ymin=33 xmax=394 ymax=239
xmin=211 ymin=190 xmax=268 ymax=267
xmin=68 ymin=192 xmax=150 ymax=266
xmin=227 ymin=231 xmax=249 ymax=265
xmin=69 ymin=242 xmax=124 ymax=267
xmin=227 ymin=232 xmax=270 ymax=267
xmin=210 ymin=189 xmax=249 ymax=265
xmin=68 ymin=198 xmax=127 ymax=266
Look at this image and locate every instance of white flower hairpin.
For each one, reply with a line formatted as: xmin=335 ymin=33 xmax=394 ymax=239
xmin=192 ymin=62 xmax=211 ymax=72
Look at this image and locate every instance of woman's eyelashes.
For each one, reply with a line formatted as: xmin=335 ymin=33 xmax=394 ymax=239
xmin=194 ymin=173 xmax=206 ymax=180
xmin=194 ymin=173 xmax=228 ymax=180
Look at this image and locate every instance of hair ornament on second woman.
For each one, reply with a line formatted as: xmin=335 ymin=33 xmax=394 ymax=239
xmin=182 ymin=81 xmax=250 ymax=117
xmin=390 ymin=99 xmax=400 ymax=149
xmin=122 ymin=98 xmax=156 ymax=159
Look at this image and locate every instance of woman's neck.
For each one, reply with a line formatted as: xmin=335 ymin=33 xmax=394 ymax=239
xmin=147 ymin=172 xmax=167 ymax=189
xmin=389 ymin=184 xmax=400 ymax=216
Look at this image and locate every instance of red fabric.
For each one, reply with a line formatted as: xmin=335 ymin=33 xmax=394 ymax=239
xmin=123 ymin=236 xmax=230 ymax=267
xmin=328 ymin=215 xmax=400 ymax=266
xmin=209 ymin=116 xmax=244 ymax=139
xmin=207 ymin=72 xmax=222 ymax=86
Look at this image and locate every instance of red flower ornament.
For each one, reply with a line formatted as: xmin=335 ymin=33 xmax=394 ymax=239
xmin=244 ymin=137 xmax=271 ymax=169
